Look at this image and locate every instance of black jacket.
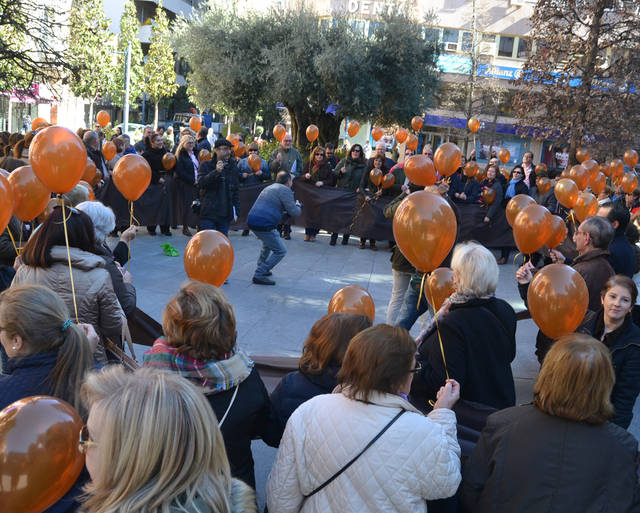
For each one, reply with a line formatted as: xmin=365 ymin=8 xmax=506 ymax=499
xmin=196 ymin=155 xmax=240 ymax=221
xmin=174 ymin=151 xmax=197 ymax=186
xmin=479 ymin=179 xmax=503 ymax=220
xmin=411 ymin=297 xmax=516 ymax=410
xmin=609 ymin=229 xmax=636 ymax=278
xmin=451 ymin=172 xmax=481 ymax=203
xmin=461 ymin=404 xmax=640 ymax=513
xmin=142 ymin=146 xmax=167 ymax=184
xmin=586 ymin=312 xmax=640 ymax=429
xmin=270 ymin=366 xmax=338 ymax=438
xmin=0 ymin=216 xmax=22 ymax=266
xmin=502 ymin=179 xmax=529 ymax=206
xmin=86 ymin=145 xmax=107 ymax=178
xmin=206 ymin=367 xmax=280 ymax=488
xmin=196 ymin=138 xmax=211 ymax=154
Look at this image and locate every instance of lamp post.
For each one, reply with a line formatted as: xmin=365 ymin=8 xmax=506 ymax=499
xmin=123 ymin=41 xmax=131 ymax=134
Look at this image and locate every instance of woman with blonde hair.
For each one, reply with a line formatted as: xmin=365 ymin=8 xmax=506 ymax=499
xmin=461 ymin=334 xmax=640 ymax=512
xmin=80 ymin=366 xmax=257 ymax=513
xmin=143 ymin=281 xmax=280 ymax=488
xmin=173 ymin=134 xmax=199 ymax=236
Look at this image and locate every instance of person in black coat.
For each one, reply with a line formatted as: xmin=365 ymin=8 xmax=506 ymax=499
xmin=479 ymin=164 xmax=504 ymax=224
xmin=141 ymin=133 xmax=172 ymax=236
xmin=195 ymin=126 xmax=211 ymax=154
xmin=196 ymin=138 xmax=240 ymax=236
xmin=83 ymin=130 xmax=108 ymax=181
xmin=173 ymin=134 xmax=199 ymax=236
xmin=585 ymin=275 xmax=640 ymax=429
xmin=450 ymin=171 xmax=481 ymax=204
xmin=302 ymin=147 xmax=336 ymax=241
xmin=270 ymin=313 xmax=372 ymax=437
xmin=142 ymin=281 xmax=280 ymax=488
xmin=461 ymin=334 xmax=640 ymax=513
xmin=597 ymin=201 xmax=636 ymax=277
xmin=411 ymin=242 xmax=516 ymax=410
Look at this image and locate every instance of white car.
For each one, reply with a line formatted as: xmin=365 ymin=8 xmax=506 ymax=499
xmin=114 ymin=123 xmax=145 ymax=142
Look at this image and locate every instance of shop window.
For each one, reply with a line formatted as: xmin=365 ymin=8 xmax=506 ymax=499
xmin=461 ymin=31 xmax=473 ymax=52
xmin=517 ymin=38 xmax=529 ymax=59
xmin=498 ymin=36 xmax=514 ymax=57
xmin=443 ymin=29 xmax=459 ymax=43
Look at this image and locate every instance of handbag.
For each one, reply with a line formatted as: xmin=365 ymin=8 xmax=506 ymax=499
xmin=105 ymin=318 xmax=139 ymax=371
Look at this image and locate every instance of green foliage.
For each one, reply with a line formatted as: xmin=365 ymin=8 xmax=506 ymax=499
xmin=112 ymin=0 xmax=144 ymax=107
xmin=144 ymin=1 xmax=178 ymax=105
xmin=68 ymin=0 xmax=114 ymax=103
xmin=258 ymin=139 xmax=279 ymax=161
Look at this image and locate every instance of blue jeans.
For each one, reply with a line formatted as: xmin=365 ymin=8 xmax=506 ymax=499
xmin=200 ymin=218 xmax=230 ymax=236
xmin=253 ymin=228 xmax=287 ymax=277
xmin=395 ymin=283 xmax=429 ymax=330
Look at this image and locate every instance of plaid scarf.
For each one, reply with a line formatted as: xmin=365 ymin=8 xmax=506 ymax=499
xmin=142 ymin=338 xmax=254 ymax=394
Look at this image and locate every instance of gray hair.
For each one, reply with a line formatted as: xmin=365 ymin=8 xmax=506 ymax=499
xmin=76 ymin=201 xmax=116 ymax=243
xmin=83 ymin=130 xmax=99 ymax=147
xmin=580 ymin=216 xmax=614 ymax=249
xmin=451 ymin=241 xmax=499 ymax=297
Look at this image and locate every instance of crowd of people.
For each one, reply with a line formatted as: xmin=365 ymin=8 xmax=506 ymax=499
xmin=1 ymin=123 xmax=640 ymax=512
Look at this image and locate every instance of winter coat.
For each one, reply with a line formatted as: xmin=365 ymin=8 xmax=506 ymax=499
xmin=142 ymin=146 xmax=168 ymax=184
xmin=412 ymin=297 xmax=517 ymax=410
xmin=571 ymin=248 xmax=615 ymax=312
xmin=270 ymin=366 xmax=338 ymax=435
xmin=0 ymin=216 xmax=22 ymax=266
xmin=450 ymin=173 xmax=480 ymax=203
xmin=197 ymin=155 xmax=240 ymax=221
xmin=267 ymin=389 xmax=461 ymax=513
xmin=95 ymin=242 xmax=136 ymax=319
xmin=196 ymin=137 xmax=212 ymax=154
xmin=360 ymin=161 xmax=401 ymax=197
xmin=460 ymin=404 xmax=640 ymax=513
xmin=269 ymin=147 xmax=303 ymax=177
xmin=12 ymin=246 xmax=124 ymax=341
xmin=0 ymin=350 xmax=59 ymax=410
xmin=174 ymin=151 xmax=198 ymax=186
xmin=608 ymin=229 xmax=636 ymax=278
xmin=168 ymin=480 xmax=257 ymax=513
xmin=302 ymin=161 xmax=336 ymax=187
xmin=502 ymin=179 xmax=529 ymax=206
xmin=247 ymin=183 xmax=301 ymax=230
xmin=86 ymin=145 xmax=108 ymax=179
xmin=334 ymin=158 xmax=366 ymax=191
xmin=479 ymin=179 xmax=503 ymax=221
xmin=536 ymin=185 xmax=558 ymax=213
xmin=586 ymin=312 xmax=640 ymax=429
xmin=238 ymin=156 xmax=270 ymax=185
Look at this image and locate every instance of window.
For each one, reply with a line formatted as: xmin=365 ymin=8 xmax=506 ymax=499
xmin=424 ymin=27 xmax=440 ymax=42
xmin=443 ymin=29 xmax=459 ymax=43
xmin=498 ymin=36 xmax=515 ymax=57
xmin=461 ymin=31 xmax=473 ymax=52
xmin=517 ymin=38 xmax=529 ymax=59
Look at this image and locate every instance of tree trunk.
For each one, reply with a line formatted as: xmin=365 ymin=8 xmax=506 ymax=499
xmin=89 ymin=100 xmax=94 ymax=129
xmin=154 ymin=101 xmax=159 ymax=129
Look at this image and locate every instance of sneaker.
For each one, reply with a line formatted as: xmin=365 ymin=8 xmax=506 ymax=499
xmin=253 ymin=276 xmax=275 ymax=285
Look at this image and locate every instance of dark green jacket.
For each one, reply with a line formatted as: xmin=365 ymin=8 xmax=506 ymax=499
xmin=334 ymin=157 xmax=366 ymax=191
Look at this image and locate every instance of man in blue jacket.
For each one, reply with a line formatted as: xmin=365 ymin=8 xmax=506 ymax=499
xmin=248 ymin=171 xmax=301 ymax=285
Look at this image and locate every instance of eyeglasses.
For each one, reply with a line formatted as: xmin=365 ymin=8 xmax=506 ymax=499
xmin=513 ymin=171 xmax=523 ymax=175
xmin=78 ymin=425 xmax=97 ymax=452
xmin=248 ymin=149 xmax=259 ymax=153
xmin=410 ymin=362 xmax=422 ymax=373
xmin=352 ymin=149 xmax=361 ymax=153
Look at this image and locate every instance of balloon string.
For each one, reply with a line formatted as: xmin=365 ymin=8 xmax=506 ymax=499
xmin=418 ymin=272 xmax=426 ymax=310
xmin=127 ymin=201 xmax=141 ymax=270
xmin=425 ymin=274 xmax=450 ymax=382
xmin=19 ymin=221 xmax=23 ymax=253
xmin=59 ymin=198 xmax=79 ymax=322
xmin=6 ymin=225 xmax=19 ymax=257
xmin=513 ymin=251 xmax=524 ymax=269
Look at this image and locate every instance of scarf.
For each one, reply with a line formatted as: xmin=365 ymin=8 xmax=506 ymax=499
xmin=505 ymin=177 xmax=521 ymax=199
xmin=142 ymin=337 xmax=254 ymax=393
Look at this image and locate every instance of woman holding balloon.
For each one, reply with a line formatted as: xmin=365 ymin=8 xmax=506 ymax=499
xmin=332 ymin=143 xmax=367 ymax=246
xmin=480 ymin=164 xmax=504 ymax=224
xmin=141 ymin=132 xmax=173 ymax=236
xmin=302 ymin=146 xmax=335 ymax=242
xmin=358 ymin=155 xmax=389 ymax=250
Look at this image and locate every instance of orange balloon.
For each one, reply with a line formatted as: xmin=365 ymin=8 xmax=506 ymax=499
xmin=463 ymin=161 xmax=478 ymax=177
xmin=0 ymin=174 xmax=13 ymax=234
xmin=411 ymin=116 xmax=424 ymax=131
xmin=546 ymin=215 xmax=567 ymax=249
xmin=575 ymin=147 xmax=590 ymax=163
xmin=498 ymin=148 xmax=510 ymax=164
xmin=536 ymin=176 xmax=551 ymax=195
xmin=621 ymin=172 xmax=639 ymax=194
xmin=96 ymin=110 xmax=110 ymax=127
xmin=371 ymin=127 xmax=383 ymax=142
xmin=273 ymin=124 xmax=286 ymax=142
xmin=513 ymin=204 xmax=552 ymax=255
xmin=623 ymin=149 xmax=639 ymax=168
xmin=82 ymin=158 xmax=97 ymax=183
xmin=404 ymin=155 xmax=436 ymax=186
xmin=162 ymin=153 xmax=176 ymax=170
xmin=560 ymin=168 xmax=570 ymax=179
xmin=31 ymin=117 xmax=48 ymax=131
xmin=554 ymin=178 xmax=579 ymax=208
xmin=535 ymin=163 xmax=548 ymax=175
xmin=189 ymin=116 xmax=202 ymax=132
xmin=0 ymin=169 xmax=8 ymax=178
xmin=102 ymin=141 xmax=116 ymax=161
xmin=610 ymin=158 xmax=624 ymax=177
xmin=500 ymin=168 xmax=511 ymax=181
xmin=29 ymin=126 xmax=87 ymax=194
xmin=228 ymin=134 xmax=240 ymax=149
xmin=527 ymin=263 xmax=589 ymax=339
xmin=475 ymin=167 xmax=487 ymax=182
xmin=347 ymin=121 xmax=360 ymax=138
xmin=0 ymin=396 xmax=84 ymax=513
xmin=613 ymin=174 xmax=623 ymax=187
xmin=573 ymin=191 xmax=598 ymax=222
xmin=381 ymin=173 xmax=395 ymax=190
xmin=234 ymin=142 xmax=246 ymax=158
xmin=590 ymin=171 xmax=606 ymax=196
xmin=406 ymin=134 xmax=418 ymax=151
xmin=396 ymin=128 xmax=408 ymax=144
xmin=184 ymin=230 xmax=234 ymax=287
xmin=433 ymin=142 xmax=462 ymax=177
xmin=370 ymin=168 xmax=383 ymax=186
xmin=112 ymin=154 xmax=152 ymax=201
xmin=248 ymin=153 xmax=261 ymax=172
xmin=482 ymin=188 xmax=496 ymax=205
xmin=8 ymin=166 xmax=51 ymax=221
xmin=306 ymin=125 xmax=319 ymax=143
xmin=425 ymin=267 xmax=455 ymax=311
xmin=198 ymin=149 xmax=211 ymax=163
xmin=568 ymin=164 xmax=589 ymax=190
xmin=78 ymin=180 xmax=95 ymax=201
xmin=581 ymin=159 xmax=599 ymax=179
xmin=505 ymin=194 xmax=535 ymax=227
xmin=467 ymin=117 xmax=480 ymax=133
xmin=600 ymin=163 xmax=611 ymax=177
xmin=392 ymin=191 xmax=457 ymax=272
xmin=328 ymin=285 xmax=375 ymax=321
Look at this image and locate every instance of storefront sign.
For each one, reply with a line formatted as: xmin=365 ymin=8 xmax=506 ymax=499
xmin=344 ymin=0 xmax=416 ymax=17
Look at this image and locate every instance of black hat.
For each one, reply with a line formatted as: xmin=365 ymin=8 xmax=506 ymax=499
xmin=214 ymin=138 xmax=233 ymax=148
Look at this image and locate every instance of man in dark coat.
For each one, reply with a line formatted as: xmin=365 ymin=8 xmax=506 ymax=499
xmin=196 ymin=126 xmax=211 ymax=154
xmin=83 ymin=130 xmax=108 ymax=179
xmin=196 ymin=138 xmax=240 ymax=236
xmin=597 ymin=202 xmax=636 ymax=277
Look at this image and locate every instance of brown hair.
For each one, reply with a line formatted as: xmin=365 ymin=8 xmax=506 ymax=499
xmin=299 ymin=313 xmax=372 ymax=375
xmin=162 ymin=281 xmax=237 ymax=360
xmin=338 ymin=324 xmax=415 ymax=402
xmin=601 ymin=274 xmax=638 ymax=304
xmin=0 ymin=284 xmax=93 ymax=415
xmin=533 ymin=333 xmax=614 ymax=424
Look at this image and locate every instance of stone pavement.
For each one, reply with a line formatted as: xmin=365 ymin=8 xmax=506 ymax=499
xmin=121 ymin=225 xmax=640 ymax=508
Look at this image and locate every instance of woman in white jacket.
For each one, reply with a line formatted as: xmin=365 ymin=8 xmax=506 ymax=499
xmin=267 ymin=324 xmax=461 ymax=513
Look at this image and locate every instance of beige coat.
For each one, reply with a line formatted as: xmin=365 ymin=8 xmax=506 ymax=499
xmin=12 ymin=246 xmax=124 ymax=340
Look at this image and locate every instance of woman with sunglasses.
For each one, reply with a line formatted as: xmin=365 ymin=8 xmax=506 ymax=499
xmin=302 ymin=146 xmax=335 ymax=242
xmin=332 ymin=144 xmax=367 ymax=246
xmin=268 ymin=324 xmax=461 ymax=512
xmin=497 ymin=165 xmax=530 ymax=264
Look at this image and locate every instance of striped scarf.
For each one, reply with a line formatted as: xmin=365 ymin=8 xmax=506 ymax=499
xmin=142 ymin=338 xmax=254 ymax=393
